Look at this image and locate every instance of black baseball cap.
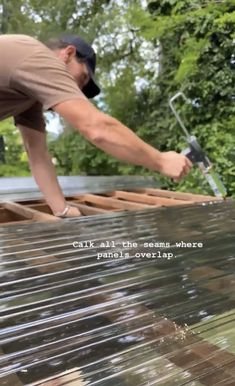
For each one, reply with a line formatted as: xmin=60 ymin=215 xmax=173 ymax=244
xmin=60 ymin=35 xmax=101 ymax=98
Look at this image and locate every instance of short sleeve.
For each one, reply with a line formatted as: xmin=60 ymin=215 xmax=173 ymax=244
xmin=14 ymin=102 xmax=46 ymax=132
xmin=10 ymin=45 xmax=87 ymax=111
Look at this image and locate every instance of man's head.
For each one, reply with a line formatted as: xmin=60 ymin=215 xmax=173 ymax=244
xmin=46 ymin=35 xmax=100 ymax=98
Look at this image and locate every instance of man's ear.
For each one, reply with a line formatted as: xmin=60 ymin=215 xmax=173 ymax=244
xmin=63 ymin=45 xmax=77 ymax=63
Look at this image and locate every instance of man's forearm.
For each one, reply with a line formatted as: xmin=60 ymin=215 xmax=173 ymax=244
xmin=28 ymin=150 xmax=67 ymax=213
xmin=53 ymin=100 xmax=162 ymax=172
xmin=88 ymin=115 xmax=163 ymax=172
xmin=54 ymin=99 xmax=192 ymax=181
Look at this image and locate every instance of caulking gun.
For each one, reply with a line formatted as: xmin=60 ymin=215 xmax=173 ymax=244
xmin=169 ymin=92 xmax=227 ymax=198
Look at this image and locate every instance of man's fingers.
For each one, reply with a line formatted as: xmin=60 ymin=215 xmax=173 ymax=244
xmin=185 ymin=156 xmax=193 ymax=168
xmin=182 ymin=156 xmax=193 ymax=176
xmin=184 ymin=163 xmax=191 ymax=175
xmin=160 ymin=151 xmax=194 ymax=183
xmin=173 ymin=160 xmax=193 ymax=183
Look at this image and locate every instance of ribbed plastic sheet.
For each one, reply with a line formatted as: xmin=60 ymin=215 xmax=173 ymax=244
xmin=0 ymin=176 xmax=159 ymax=202
xmin=0 ymin=200 xmax=234 ymax=385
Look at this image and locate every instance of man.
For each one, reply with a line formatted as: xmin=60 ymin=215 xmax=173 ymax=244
xmin=0 ymin=34 xmax=192 ymax=217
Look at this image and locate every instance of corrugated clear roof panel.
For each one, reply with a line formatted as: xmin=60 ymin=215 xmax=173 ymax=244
xmin=0 ymin=200 xmax=234 ymax=385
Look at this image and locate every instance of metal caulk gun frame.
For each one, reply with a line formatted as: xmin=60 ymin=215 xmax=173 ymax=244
xmin=169 ymin=92 xmax=227 ymax=198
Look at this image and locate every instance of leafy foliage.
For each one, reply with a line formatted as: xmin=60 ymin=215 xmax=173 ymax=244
xmin=0 ymin=119 xmax=30 ymax=176
xmin=129 ymin=0 xmax=235 ymax=196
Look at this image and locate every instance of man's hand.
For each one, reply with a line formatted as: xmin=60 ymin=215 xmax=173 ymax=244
xmin=18 ymin=125 xmax=71 ymax=214
xmin=63 ymin=206 xmax=82 ymax=217
xmin=158 ymin=151 xmax=193 ymax=182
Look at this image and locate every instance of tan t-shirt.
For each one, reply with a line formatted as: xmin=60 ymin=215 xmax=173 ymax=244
xmin=0 ymin=34 xmax=87 ymax=132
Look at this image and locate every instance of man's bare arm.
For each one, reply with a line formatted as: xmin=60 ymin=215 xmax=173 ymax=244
xmin=18 ymin=125 xmax=81 ymax=216
xmin=53 ymin=98 xmax=192 ymax=181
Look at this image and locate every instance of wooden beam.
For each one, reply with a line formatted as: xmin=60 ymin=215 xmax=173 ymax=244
xmin=0 ymin=207 xmax=28 ymax=223
xmin=67 ymin=201 xmax=110 ymax=215
xmin=105 ymin=190 xmax=194 ymax=206
xmin=77 ymin=194 xmax=152 ymax=210
xmin=189 ymin=266 xmax=235 ymax=293
xmin=29 ymin=368 xmax=88 ymax=386
xmin=133 ymin=188 xmax=221 ymax=202
xmin=0 ymin=349 xmax=23 ymax=386
xmin=26 ymin=203 xmax=54 ymax=215
xmin=0 ymin=219 xmax=33 ymax=227
xmin=2 ymin=202 xmax=59 ymax=222
xmin=6 ymin=238 xmax=71 ymax=274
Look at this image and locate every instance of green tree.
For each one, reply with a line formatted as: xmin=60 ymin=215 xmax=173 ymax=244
xmin=0 ymin=0 xmax=37 ymax=34
xmin=126 ymin=0 xmax=235 ymax=196
xmin=0 ymin=119 xmax=30 ymax=176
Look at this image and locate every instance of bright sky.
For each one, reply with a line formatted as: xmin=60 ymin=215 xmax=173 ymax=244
xmin=45 ymin=113 xmax=63 ymax=136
